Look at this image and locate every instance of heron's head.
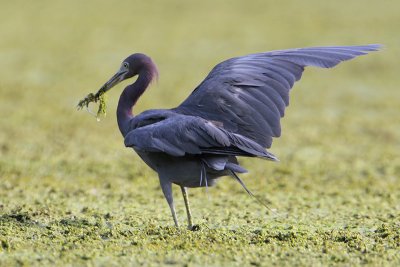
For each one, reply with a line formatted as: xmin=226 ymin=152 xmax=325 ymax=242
xmin=99 ymin=53 xmax=158 ymax=93
xmin=77 ymin=53 xmax=158 ymax=117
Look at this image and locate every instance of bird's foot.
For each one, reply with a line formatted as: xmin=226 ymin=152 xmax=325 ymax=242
xmin=187 ymin=224 xmax=201 ymax=231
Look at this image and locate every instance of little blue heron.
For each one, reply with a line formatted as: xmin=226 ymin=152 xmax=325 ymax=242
xmin=88 ymin=45 xmax=380 ymax=229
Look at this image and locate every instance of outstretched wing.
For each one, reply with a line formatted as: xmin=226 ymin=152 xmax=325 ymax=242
xmin=175 ymin=45 xmax=381 ymax=148
xmin=124 ymin=114 xmax=277 ymax=160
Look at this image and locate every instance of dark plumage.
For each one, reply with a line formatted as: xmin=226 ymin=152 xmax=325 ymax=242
xmin=93 ymin=45 xmax=380 ymax=228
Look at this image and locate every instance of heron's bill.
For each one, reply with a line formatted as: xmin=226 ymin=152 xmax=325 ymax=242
xmin=77 ymin=69 xmax=126 ymax=119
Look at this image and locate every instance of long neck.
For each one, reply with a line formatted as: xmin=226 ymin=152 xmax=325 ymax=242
xmin=117 ymin=70 xmax=154 ymax=136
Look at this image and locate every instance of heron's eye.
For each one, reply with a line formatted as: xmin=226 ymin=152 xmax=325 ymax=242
xmin=123 ymin=62 xmax=129 ymax=69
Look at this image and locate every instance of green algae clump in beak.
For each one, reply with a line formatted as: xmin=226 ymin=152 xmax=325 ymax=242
xmin=77 ymin=88 xmax=107 ymax=120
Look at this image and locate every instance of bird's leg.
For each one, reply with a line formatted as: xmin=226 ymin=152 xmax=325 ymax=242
xmin=159 ymin=178 xmax=179 ymax=227
xmin=180 ymin=186 xmax=193 ymax=230
xmin=229 ymin=170 xmax=276 ymax=214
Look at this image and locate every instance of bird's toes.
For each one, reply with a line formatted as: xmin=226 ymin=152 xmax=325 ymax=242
xmin=188 ymin=224 xmax=201 ymax=231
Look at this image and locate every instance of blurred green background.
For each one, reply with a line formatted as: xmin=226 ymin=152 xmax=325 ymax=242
xmin=0 ymin=0 xmax=399 ymax=266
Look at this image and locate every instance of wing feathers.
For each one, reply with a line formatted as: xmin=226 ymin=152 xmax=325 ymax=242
xmin=177 ymin=45 xmax=380 ymax=148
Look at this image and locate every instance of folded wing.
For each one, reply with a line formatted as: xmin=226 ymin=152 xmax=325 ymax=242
xmin=124 ymin=115 xmax=277 ymax=160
